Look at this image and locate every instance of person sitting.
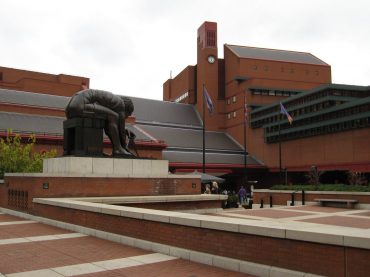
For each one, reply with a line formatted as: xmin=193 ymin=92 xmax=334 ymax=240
xmin=65 ymin=89 xmax=134 ymax=157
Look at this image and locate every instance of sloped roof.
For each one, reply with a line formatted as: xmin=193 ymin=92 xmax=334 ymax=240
xmin=0 ymin=89 xmax=69 ymax=109
xmin=131 ymin=96 xmax=202 ymax=127
xmin=137 ymin=124 xmax=241 ymax=151
xmin=0 ymin=89 xmax=202 ymax=127
xmin=0 ymin=112 xmax=151 ymax=141
xmin=0 ymin=89 xmax=264 ymax=167
xmin=226 ymin=44 xmax=328 ymax=66
xmin=163 ymin=150 xmax=261 ymax=166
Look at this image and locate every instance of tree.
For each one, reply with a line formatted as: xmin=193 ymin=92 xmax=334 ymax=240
xmin=305 ymin=166 xmax=323 ymax=189
xmin=347 ymin=171 xmax=367 ymax=186
xmin=0 ymin=131 xmax=57 ymax=178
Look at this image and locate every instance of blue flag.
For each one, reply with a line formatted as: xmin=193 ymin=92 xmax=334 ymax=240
xmin=203 ymin=86 xmax=214 ymax=114
xmin=280 ymin=102 xmax=293 ymax=124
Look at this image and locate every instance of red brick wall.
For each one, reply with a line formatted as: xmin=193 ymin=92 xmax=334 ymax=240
xmin=31 ymin=203 xmax=370 ymax=277
xmin=163 ymin=66 xmax=196 ymax=104
xmin=0 ymin=66 xmax=88 ymax=96
xmin=121 ymin=200 xmax=221 ymax=211
xmin=1 ymin=175 xmax=201 ymax=212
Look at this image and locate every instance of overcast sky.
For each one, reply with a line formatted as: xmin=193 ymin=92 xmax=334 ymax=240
xmin=1 ymin=0 xmax=369 ymax=100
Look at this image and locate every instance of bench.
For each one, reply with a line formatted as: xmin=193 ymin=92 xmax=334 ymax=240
xmin=314 ymin=198 xmax=358 ymax=209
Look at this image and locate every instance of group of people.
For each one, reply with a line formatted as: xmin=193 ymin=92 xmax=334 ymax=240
xmin=203 ymin=181 xmax=219 ymax=194
xmin=203 ymin=182 xmax=249 ymax=201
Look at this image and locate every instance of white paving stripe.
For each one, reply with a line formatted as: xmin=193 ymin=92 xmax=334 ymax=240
xmin=6 ymin=253 xmax=178 ymax=277
xmin=0 ymin=233 xmax=87 ymax=245
xmin=0 ymin=221 xmax=36 ymax=226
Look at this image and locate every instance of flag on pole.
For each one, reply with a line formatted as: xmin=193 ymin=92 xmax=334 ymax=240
xmin=203 ymin=85 xmax=214 ymax=114
xmin=280 ymin=102 xmax=293 ymax=124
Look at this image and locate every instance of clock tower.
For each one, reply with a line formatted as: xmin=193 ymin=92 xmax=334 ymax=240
xmin=197 ymin=21 xmax=220 ymax=131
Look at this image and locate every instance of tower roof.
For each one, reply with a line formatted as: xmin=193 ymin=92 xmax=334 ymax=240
xmin=226 ymin=44 xmax=328 ymax=66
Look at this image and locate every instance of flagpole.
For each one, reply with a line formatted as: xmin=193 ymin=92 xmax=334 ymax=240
xmin=278 ymin=106 xmax=282 ymax=184
xmin=243 ymin=95 xmax=248 ymax=185
xmin=202 ymin=84 xmax=206 ymax=173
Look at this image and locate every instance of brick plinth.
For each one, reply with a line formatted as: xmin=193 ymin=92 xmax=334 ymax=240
xmin=1 ymin=175 xmax=200 ymax=212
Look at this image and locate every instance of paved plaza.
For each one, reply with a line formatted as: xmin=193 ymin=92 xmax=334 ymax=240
xmin=0 ymin=212 xmax=253 ymax=277
xmin=1 ymin=204 xmax=370 ymax=276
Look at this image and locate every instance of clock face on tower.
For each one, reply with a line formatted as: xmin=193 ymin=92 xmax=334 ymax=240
xmin=207 ymin=55 xmax=216 ymax=64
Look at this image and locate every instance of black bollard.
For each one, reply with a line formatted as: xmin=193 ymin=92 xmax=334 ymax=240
xmin=260 ymin=199 xmax=264 ymax=208
xmin=302 ymin=190 xmax=305 ymax=205
xmin=269 ymin=195 xmax=273 ymax=208
xmin=290 ymin=192 xmax=295 ymax=206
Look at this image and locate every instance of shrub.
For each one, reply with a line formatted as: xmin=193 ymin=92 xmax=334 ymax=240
xmin=0 ymin=131 xmax=57 ymax=178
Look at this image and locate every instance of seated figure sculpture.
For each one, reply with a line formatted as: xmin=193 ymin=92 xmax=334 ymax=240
xmin=65 ymin=89 xmax=135 ymax=157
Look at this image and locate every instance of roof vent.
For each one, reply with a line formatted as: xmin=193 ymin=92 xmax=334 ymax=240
xmin=206 ymin=30 xmax=217 ymax=48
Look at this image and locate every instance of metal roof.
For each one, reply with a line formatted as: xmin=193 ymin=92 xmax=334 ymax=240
xmin=0 ymin=89 xmax=264 ymax=167
xmin=130 ymin=96 xmax=202 ymax=127
xmin=163 ymin=150 xmax=261 ymax=166
xmin=226 ymin=44 xmax=328 ymax=66
xmin=136 ymin=124 xmax=243 ymax=151
xmin=0 ymin=112 xmax=151 ymax=141
xmin=0 ymin=89 xmax=203 ymax=127
xmin=0 ymin=89 xmax=69 ymax=109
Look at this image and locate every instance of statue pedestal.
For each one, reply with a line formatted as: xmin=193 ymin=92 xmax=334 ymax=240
xmin=63 ymin=117 xmax=106 ymax=156
xmin=43 ymin=157 xmax=169 ymax=177
xmin=2 ymin=157 xmax=203 ymax=212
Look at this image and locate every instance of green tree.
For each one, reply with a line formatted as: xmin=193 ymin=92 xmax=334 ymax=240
xmin=0 ymin=131 xmax=57 ymax=178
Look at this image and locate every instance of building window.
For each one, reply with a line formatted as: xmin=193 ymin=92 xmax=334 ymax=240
xmin=232 ymin=96 xmax=237 ymax=103
xmin=174 ymin=91 xmax=189 ymax=103
xmin=233 ymin=111 xmax=237 ymax=118
xmin=227 ymin=113 xmax=231 ymax=120
xmin=227 ymin=98 xmax=231 ymax=105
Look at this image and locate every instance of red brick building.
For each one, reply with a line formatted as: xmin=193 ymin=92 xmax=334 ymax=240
xmin=1 ymin=22 xmax=369 ymax=187
xmin=164 ymin=21 xmax=370 ymax=185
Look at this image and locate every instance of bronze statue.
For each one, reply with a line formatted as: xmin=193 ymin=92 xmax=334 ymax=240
xmin=65 ymin=89 xmax=135 ymax=157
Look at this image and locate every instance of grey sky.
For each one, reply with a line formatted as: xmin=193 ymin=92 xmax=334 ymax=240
xmin=1 ymin=0 xmax=369 ymax=100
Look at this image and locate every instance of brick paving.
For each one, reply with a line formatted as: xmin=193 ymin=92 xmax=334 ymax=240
xmin=0 ymin=215 xmax=255 ymax=277
xmin=300 ymin=215 xmax=370 ymax=229
xmin=212 ymin=205 xmax=370 ymax=229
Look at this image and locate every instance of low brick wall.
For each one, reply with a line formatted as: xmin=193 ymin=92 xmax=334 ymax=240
xmin=254 ymin=189 xmax=370 ymax=206
xmin=30 ymin=199 xmax=370 ymax=277
xmin=1 ymin=174 xmax=200 ymax=212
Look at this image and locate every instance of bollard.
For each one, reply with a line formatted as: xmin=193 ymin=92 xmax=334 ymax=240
xmin=302 ymin=190 xmax=305 ymax=205
xmin=269 ymin=195 xmax=273 ymax=208
xmin=290 ymin=192 xmax=295 ymax=206
xmin=260 ymin=199 xmax=264 ymax=208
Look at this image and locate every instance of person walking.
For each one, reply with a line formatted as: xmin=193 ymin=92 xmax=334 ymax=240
xmin=238 ymin=186 xmax=247 ymax=205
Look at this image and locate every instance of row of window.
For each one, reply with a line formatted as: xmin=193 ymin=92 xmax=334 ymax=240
xmin=174 ymin=91 xmax=189 ymax=103
xmin=264 ymin=103 xmax=370 ymax=133
xmin=251 ymin=99 xmax=353 ymax=129
xmin=251 ymin=88 xmax=299 ymax=97
xmin=227 ymin=111 xmax=237 ymax=119
xmin=251 ymin=88 xmax=368 ymax=121
xmin=226 ymin=95 xmax=237 ymax=105
xmin=266 ymin=117 xmax=370 ymax=143
xmin=250 ymin=65 xmax=320 ymax=76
